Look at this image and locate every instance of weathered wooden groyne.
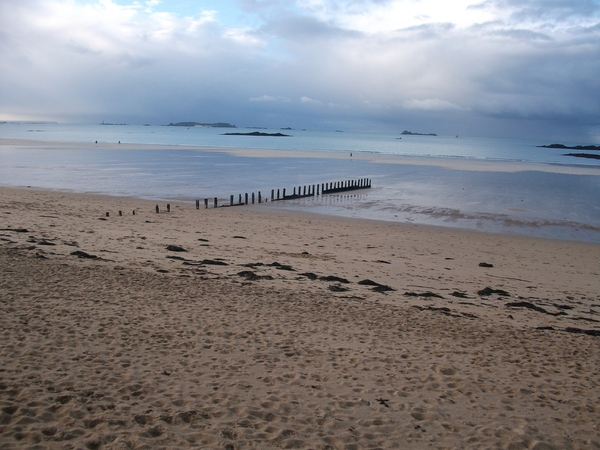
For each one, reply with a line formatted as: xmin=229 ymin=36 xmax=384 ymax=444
xmin=195 ymin=178 xmax=371 ymax=209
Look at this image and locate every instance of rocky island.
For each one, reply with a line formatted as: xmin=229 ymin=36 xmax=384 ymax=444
xmin=401 ymin=130 xmax=437 ymax=136
xmin=168 ymin=122 xmax=236 ymax=128
xmin=538 ymin=143 xmax=600 ymax=161
xmin=537 ymin=143 xmax=600 ymax=150
xmin=222 ymin=131 xmax=290 ymax=137
xmin=564 ymin=153 xmax=600 ymax=160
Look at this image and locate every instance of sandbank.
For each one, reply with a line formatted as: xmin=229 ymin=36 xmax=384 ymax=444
xmin=1 ymin=186 xmax=599 ymax=449
xmin=3 ymin=137 xmax=600 ymax=175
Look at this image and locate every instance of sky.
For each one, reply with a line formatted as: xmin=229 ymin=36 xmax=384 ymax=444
xmin=1 ymin=0 xmax=600 ymax=141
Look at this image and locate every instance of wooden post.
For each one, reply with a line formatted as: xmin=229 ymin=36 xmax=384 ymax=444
xmin=106 ymin=212 xmax=109 ymax=217
xmin=277 ymin=189 xmax=280 ymax=200
xmin=214 ymin=197 xmax=217 ymax=208
xmin=132 ymin=210 xmax=135 ymax=215
xmin=167 ymin=204 xmax=170 ymax=212
xmin=196 ymin=200 xmax=200 ymax=209
xmin=155 ymin=205 xmax=159 ymax=213
xmin=118 ymin=210 xmax=122 ymax=216
xmin=303 ymin=186 xmax=306 ymax=196
xmin=293 ymin=187 xmax=296 ymax=196
xmin=205 ymin=198 xmax=208 ymax=209
xmin=258 ymin=192 xmax=262 ymax=203
xmin=230 ymin=195 xmax=234 ymax=206
xmin=271 ymin=189 xmax=274 ymax=201
xmin=283 ymin=188 xmax=286 ymax=198
xmin=239 ymin=194 xmax=242 ymax=204
xmin=252 ymin=192 xmax=255 ymax=204
xmin=245 ymin=193 xmax=248 ymax=205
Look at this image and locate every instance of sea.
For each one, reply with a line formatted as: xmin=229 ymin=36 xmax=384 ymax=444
xmin=1 ymin=122 xmax=600 ymax=243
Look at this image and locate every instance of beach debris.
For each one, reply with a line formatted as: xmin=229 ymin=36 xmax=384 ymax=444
xmin=299 ymin=272 xmax=318 ymax=280
xmin=537 ymin=326 xmax=600 ymax=337
xmin=376 ymin=397 xmax=390 ymax=407
xmin=553 ymin=303 xmax=574 ymax=310
xmin=241 ymin=262 xmax=265 ymax=268
xmin=166 ymin=245 xmax=187 ymax=252
xmin=199 ymin=259 xmax=228 ymax=266
xmin=162 ymin=370 xmax=171 ymax=376
xmin=198 ymin=238 xmax=209 ymax=242
xmin=166 ymin=255 xmax=187 ymax=261
xmin=404 ymin=291 xmax=444 ymax=299
xmin=70 ymin=250 xmax=98 ymax=259
xmin=179 ymin=258 xmax=229 ymax=266
xmin=505 ymin=301 xmax=567 ymax=316
xmin=241 ymin=261 xmax=294 ymax=270
xmin=0 ymin=228 xmax=28 ymax=233
xmin=237 ymin=271 xmax=273 ymax=281
xmin=450 ymin=291 xmax=470 ymax=298
xmin=372 ymin=284 xmax=395 ymax=293
xmin=358 ymin=279 xmax=395 ymax=293
xmin=564 ymin=327 xmax=600 ymax=337
xmin=37 ymin=239 xmax=56 ymax=246
xmin=477 ymin=287 xmax=509 ymax=296
xmin=320 ymin=275 xmax=350 ymax=284
xmin=571 ymin=316 xmax=599 ymax=323
xmin=479 ymin=262 xmax=494 ymax=268
xmin=376 ymin=260 xmax=391 ymax=264
xmin=270 ymin=262 xmax=295 ymax=271
xmin=329 ymin=284 xmax=350 ymax=292
xmin=413 ymin=305 xmax=478 ymax=319
xmin=233 ymin=235 xmax=247 ymax=239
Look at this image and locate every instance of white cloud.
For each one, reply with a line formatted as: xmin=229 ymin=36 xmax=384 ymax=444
xmin=300 ymin=96 xmax=323 ymax=105
xmin=403 ymin=99 xmax=463 ymax=111
xmin=0 ymin=0 xmax=599 ymax=140
xmin=249 ymin=95 xmax=291 ymax=102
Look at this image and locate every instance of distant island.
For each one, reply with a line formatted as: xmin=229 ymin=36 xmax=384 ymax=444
xmin=168 ymin=122 xmax=236 ymax=128
xmin=538 ymin=143 xmax=600 ymax=151
xmin=101 ymin=121 xmax=127 ymax=126
xmin=222 ymin=131 xmax=290 ymax=137
xmin=564 ymin=153 xmax=600 ymax=160
xmin=401 ymin=130 xmax=437 ymax=136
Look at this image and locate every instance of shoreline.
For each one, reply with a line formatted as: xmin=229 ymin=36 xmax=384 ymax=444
xmin=1 ymin=186 xmax=599 ymax=448
xmin=2 ymin=138 xmax=600 ymax=245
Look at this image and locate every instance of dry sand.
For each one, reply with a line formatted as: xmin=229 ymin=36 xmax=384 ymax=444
xmin=1 ymin=186 xmax=599 ymax=449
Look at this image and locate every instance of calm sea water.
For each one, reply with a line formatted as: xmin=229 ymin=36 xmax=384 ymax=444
xmin=1 ymin=122 xmax=600 ymax=242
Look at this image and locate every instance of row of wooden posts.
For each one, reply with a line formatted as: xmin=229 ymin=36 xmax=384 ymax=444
xmin=193 ymin=178 xmax=372 ymax=209
xmin=105 ymin=179 xmax=370 ymax=216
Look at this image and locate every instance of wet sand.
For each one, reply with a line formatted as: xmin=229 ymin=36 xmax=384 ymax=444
xmin=1 ymin=186 xmax=599 ymax=449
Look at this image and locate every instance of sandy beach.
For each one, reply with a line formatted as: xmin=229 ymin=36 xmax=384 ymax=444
xmin=1 ymin=186 xmax=599 ymax=449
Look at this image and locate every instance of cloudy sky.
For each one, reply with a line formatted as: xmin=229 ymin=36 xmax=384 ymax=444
xmin=1 ymin=0 xmax=599 ymax=141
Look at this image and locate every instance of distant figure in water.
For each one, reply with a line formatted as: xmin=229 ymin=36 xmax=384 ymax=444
xmin=350 ymin=153 xmax=352 ymax=157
